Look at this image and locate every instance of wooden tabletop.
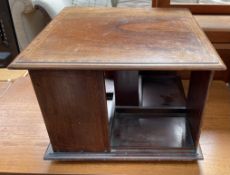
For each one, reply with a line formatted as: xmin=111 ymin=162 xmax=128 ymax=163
xmin=0 ymin=76 xmax=230 ymax=174
xmin=9 ymin=8 xmax=225 ymax=70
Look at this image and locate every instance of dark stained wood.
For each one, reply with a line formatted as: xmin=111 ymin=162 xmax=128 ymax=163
xmin=187 ymin=71 xmax=213 ymax=147
xmin=111 ymin=113 xmax=193 ymax=149
xmin=152 ymin=0 xmax=158 ymax=7
xmin=9 ymin=8 xmax=225 ymax=71
xmin=29 ymin=70 xmax=109 ymax=152
xmin=45 ymin=140 xmax=202 ymax=161
xmin=153 ymin=0 xmax=169 ymax=7
xmin=114 ymin=71 xmax=139 ymax=106
xmin=141 ymin=74 xmax=186 ymax=108
xmin=205 ymin=31 xmax=230 ymax=43
xmin=213 ymin=49 xmax=230 ymax=82
xmin=6 ymin=7 xmax=226 ymax=161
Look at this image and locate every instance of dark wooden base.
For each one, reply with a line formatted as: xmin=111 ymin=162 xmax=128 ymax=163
xmin=44 ymin=144 xmax=203 ymax=161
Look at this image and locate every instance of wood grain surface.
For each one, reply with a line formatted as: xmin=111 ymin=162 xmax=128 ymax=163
xmin=114 ymin=71 xmax=139 ymax=106
xmin=0 ymin=76 xmax=230 ymax=174
xmin=187 ymin=71 xmax=213 ymax=147
xmin=9 ymin=8 xmax=225 ymax=70
xmin=29 ymin=70 xmax=109 ymax=152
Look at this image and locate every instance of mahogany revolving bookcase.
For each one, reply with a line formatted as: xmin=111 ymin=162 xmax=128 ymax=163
xmin=9 ymin=8 xmax=226 ymax=161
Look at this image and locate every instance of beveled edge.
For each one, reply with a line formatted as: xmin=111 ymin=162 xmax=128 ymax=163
xmin=8 ymin=61 xmax=226 ymax=71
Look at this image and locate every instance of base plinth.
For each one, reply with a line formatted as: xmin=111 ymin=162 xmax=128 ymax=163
xmin=44 ymin=144 xmax=203 ymax=161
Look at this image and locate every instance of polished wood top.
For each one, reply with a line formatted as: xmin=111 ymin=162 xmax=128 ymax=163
xmin=9 ymin=8 xmax=225 ymax=70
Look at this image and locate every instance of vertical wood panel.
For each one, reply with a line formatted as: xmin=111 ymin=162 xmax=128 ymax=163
xmin=187 ymin=71 xmax=213 ymax=147
xmin=114 ymin=71 xmax=139 ymax=106
xmin=214 ymin=49 xmax=230 ymax=82
xmin=29 ymin=70 xmax=109 ymax=152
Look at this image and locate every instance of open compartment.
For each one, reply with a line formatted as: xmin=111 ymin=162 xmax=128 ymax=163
xmin=45 ymin=71 xmax=206 ymax=161
xmin=107 ymin=71 xmax=203 ymax=160
xmin=140 ymin=72 xmax=186 ymax=108
xmin=110 ymin=111 xmax=193 ymax=150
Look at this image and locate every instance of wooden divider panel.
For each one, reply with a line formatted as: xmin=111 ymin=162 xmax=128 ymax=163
xmin=29 ymin=70 xmax=109 ymax=152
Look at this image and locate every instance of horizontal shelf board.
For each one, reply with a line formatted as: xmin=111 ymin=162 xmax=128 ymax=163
xmin=111 ymin=113 xmax=194 ymax=149
xmin=115 ymin=107 xmax=187 ymax=113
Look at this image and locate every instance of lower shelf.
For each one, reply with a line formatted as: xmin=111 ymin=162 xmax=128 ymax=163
xmin=44 ymin=112 xmax=203 ymax=161
xmin=111 ymin=113 xmax=193 ymax=149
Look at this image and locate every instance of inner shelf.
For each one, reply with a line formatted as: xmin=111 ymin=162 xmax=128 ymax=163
xmin=108 ymin=73 xmax=196 ymax=152
xmin=110 ymin=112 xmax=194 ymax=150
